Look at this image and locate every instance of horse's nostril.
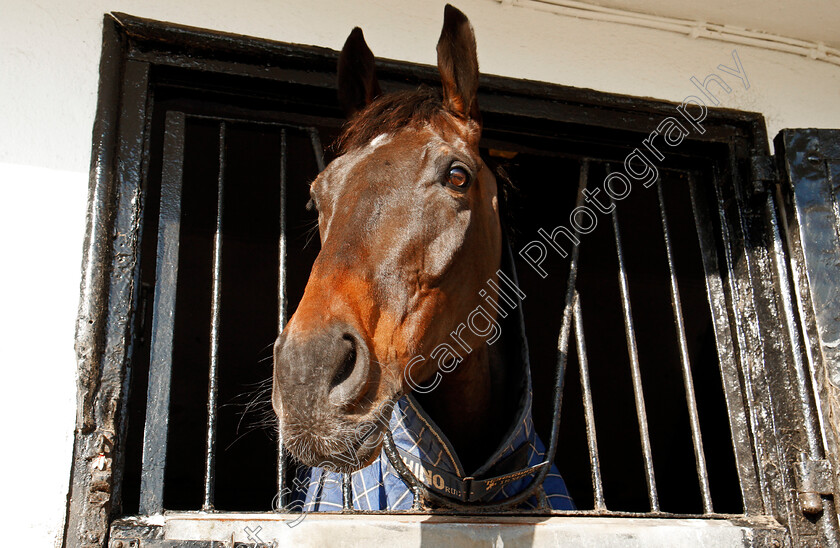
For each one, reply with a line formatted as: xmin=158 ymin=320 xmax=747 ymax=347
xmin=331 ymin=335 xmax=357 ymax=389
xmin=327 ymin=330 xmax=369 ymax=407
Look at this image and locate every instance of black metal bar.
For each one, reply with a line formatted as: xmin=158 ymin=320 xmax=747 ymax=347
xmin=277 ymin=128 xmax=287 ymax=351
xmin=607 ymin=165 xmax=659 ymax=512
xmin=537 ymin=158 xmax=590 ymax=499
xmin=342 ymin=473 xmax=353 ymax=510
xmin=655 ymin=178 xmax=713 ymax=514
xmin=202 ymin=122 xmax=227 ymax=511
xmin=140 ymin=111 xmax=187 ymax=515
xmin=308 ymin=128 xmax=326 ymax=172
xmin=710 ymin=153 xmax=781 ymax=515
xmin=276 ymin=129 xmax=288 ymax=509
xmin=573 ymin=292 xmax=606 ymax=511
xmin=315 ymin=470 xmax=326 ymax=506
xmin=687 ymin=171 xmax=763 ymax=514
xmin=411 ymin=484 xmax=423 ymax=511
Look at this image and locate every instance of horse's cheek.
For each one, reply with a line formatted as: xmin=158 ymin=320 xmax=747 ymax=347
xmin=423 ymin=209 xmax=470 ymax=279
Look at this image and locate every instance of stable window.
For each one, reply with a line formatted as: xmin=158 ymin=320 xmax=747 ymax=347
xmin=66 ymin=13 xmax=840 ymax=547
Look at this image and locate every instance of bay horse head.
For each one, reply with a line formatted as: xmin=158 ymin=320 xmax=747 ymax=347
xmin=273 ymin=5 xmax=502 ymax=472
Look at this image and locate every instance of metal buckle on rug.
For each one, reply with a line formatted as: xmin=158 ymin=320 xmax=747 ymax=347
xmin=396 ymin=448 xmax=549 ymax=503
xmin=467 ymin=461 xmax=550 ymax=501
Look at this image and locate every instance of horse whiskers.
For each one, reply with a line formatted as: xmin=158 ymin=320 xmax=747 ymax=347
xmin=257 ymin=339 xmax=276 ymax=355
xmin=216 ymin=376 xmax=277 ymax=446
xmin=240 ymin=377 xmax=273 ymax=387
xmin=229 ymin=382 xmax=272 ymax=397
xmin=224 ymin=423 xmax=278 ymax=452
xmin=226 ymin=377 xmax=273 ymax=412
xmin=301 ymin=219 xmax=320 ymax=250
xmin=283 ymin=413 xmax=355 ymax=445
xmin=225 ymin=386 xmax=272 ymax=411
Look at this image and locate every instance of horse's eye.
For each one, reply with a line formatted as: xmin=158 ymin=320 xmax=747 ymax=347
xmin=445 ymin=165 xmax=471 ymax=190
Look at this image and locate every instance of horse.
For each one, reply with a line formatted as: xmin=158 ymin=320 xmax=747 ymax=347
xmin=272 ymin=4 xmax=574 ymax=511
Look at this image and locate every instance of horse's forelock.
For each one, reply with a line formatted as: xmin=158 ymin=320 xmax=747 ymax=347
xmin=335 ymin=87 xmax=447 ymax=153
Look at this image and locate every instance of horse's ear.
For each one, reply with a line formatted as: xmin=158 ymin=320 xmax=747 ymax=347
xmin=338 ymin=27 xmax=382 ymax=118
xmin=436 ymin=5 xmax=481 ymax=125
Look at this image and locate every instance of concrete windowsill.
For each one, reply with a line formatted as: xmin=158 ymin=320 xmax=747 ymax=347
xmin=111 ymin=512 xmax=787 ymax=547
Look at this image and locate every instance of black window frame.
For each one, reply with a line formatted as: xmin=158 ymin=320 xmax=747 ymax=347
xmin=65 ymin=12 xmax=839 ymax=547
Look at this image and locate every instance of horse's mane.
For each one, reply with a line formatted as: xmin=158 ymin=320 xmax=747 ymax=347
xmin=335 ymin=87 xmax=446 ymax=153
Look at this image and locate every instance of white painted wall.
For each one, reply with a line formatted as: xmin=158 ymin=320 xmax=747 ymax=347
xmin=1 ymin=0 xmax=838 ymax=545
xmin=0 ymin=164 xmax=86 ymax=546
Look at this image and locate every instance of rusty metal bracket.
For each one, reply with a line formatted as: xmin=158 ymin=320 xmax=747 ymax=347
xmin=795 ymin=455 xmax=834 ymax=514
xmin=107 ymin=540 xmax=139 ymax=548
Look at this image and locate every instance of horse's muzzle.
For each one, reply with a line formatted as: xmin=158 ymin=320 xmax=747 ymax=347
xmin=272 ymin=321 xmax=380 ymax=469
xmin=273 ymin=322 xmax=371 ymax=414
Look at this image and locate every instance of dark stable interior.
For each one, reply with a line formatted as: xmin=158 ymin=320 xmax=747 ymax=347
xmin=121 ymin=72 xmax=743 ymax=516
